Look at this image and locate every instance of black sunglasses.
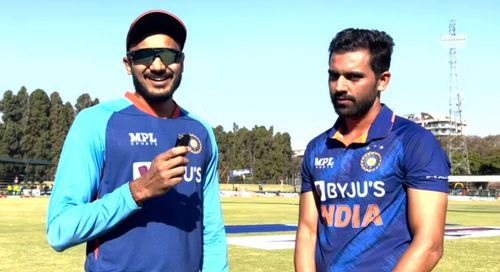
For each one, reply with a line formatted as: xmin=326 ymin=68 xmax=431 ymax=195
xmin=127 ymin=48 xmax=184 ymax=66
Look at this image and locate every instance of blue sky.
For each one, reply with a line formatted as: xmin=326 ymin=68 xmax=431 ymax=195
xmin=1 ymin=0 xmax=499 ymax=149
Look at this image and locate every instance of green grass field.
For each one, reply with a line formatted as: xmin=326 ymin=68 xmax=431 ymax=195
xmin=0 ymin=197 xmax=499 ymax=271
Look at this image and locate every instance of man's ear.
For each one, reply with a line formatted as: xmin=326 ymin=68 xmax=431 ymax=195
xmin=123 ymin=56 xmax=132 ymax=75
xmin=377 ymin=71 xmax=391 ymax=92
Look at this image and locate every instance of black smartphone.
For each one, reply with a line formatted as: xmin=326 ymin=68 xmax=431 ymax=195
xmin=175 ymin=133 xmax=190 ymax=147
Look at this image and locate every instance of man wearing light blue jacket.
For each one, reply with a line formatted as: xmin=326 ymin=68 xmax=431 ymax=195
xmin=46 ymin=10 xmax=228 ymax=272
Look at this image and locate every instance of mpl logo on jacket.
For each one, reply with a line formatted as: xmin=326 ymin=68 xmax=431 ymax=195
xmin=129 ymin=132 xmax=158 ymax=146
xmin=314 ymin=157 xmax=334 ymax=169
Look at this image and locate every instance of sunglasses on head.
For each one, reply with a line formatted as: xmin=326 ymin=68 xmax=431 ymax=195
xmin=127 ymin=48 xmax=184 ymax=66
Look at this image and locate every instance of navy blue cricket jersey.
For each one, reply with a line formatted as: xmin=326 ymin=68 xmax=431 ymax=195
xmin=47 ymin=93 xmax=228 ymax=272
xmin=301 ymin=105 xmax=450 ymax=271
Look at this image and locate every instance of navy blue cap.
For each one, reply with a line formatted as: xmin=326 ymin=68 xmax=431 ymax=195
xmin=126 ymin=10 xmax=187 ymax=51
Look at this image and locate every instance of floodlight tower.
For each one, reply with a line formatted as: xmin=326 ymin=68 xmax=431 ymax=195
xmin=441 ymin=19 xmax=470 ymax=175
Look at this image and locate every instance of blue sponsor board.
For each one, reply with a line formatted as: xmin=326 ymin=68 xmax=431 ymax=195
xmin=226 ymin=224 xmax=297 ymax=234
xmin=226 ymin=224 xmax=500 ymax=250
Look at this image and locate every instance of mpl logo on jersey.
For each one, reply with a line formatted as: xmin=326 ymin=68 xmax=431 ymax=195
xmin=314 ymin=157 xmax=334 ymax=169
xmin=129 ymin=132 xmax=158 ymax=146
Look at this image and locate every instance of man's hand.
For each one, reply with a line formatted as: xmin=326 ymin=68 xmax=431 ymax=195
xmin=393 ymin=189 xmax=448 ymax=271
xmin=129 ymin=146 xmax=190 ymax=204
xmin=295 ymin=191 xmax=319 ymax=272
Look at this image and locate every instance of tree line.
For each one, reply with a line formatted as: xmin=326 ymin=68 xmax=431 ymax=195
xmin=214 ymin=123 xmax=297 ymax=185
xmin=1 ymin=87 xmax=499 ymax=183
xmin=461 ymin=136 xmax=500 ymax=175
xmin=0 ymin=87 xmax=295 ymax=184
xmin=0 ymin=87 xmax=99 ymax=182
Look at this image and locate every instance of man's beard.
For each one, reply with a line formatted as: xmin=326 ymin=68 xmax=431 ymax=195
xmin=132 ymin=74 xmax=182 ymax=104
xmin=330 ymin=90 xmax=378 ymax=119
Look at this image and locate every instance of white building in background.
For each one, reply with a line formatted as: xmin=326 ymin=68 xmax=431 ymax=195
xmin=403 ymin=112 xmax=467 ymax=137
xmin=293 ymin=149 xmax=304 ymax=158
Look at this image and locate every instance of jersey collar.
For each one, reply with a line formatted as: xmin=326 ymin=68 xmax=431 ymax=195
xmin=328 ymin=104 xmax=395 ymax=145
xmin=124 ymin=91 xmax=181 ymax=118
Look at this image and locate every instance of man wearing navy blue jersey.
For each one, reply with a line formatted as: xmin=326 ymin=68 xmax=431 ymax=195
xmin=294 ymin=28 xmax=450 ymax=272
xmin=46 ymin=10 xmax=228 ymax=272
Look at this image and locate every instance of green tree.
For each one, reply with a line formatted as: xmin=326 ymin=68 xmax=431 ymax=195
xmin=0 ymin=90 xmax=14 ymax=158
xmin=251 ymin=125 xmax=275 ymax=182
xmin=1 ymin=88 xmax=28 ymax=158
xmin=291 ymin=154 xmax=303 ymax=192
xmin=64 ymin=101 xmax=75 ymax=126
xmin=271 ymin=132 xmax=293 ymax=183
xmin=214 ymin=125 xmax=230 ymax=183
xmin=466 ymin=135 xmax=500 ymax=175
xmin=467 ymin=151 xmax=482 ymax=175
xmin=479 ymin=155 xmax=500 ymax=175
xmin=20 ymin=89 xmax=51 ymax=181
xmin=235 ymin=127 xmax=253 ymax=169
xmin=0 ymin=87 xmax=29 ymax=178
xmin=75 ymin=93 xmax=99 ymax=114
xmin=0 ymin=87 xmax=100 ymax=181
xmin=440 ymin=135 xmax=500 ymax=176
xmin=48 ymin=92 xmax=74 ymax=179
xmin=214 ymin=124 xmax=295 ymax=184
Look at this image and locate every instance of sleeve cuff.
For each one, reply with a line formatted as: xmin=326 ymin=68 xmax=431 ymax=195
xmin=122 ymin=182 xmax=142 ymax=209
